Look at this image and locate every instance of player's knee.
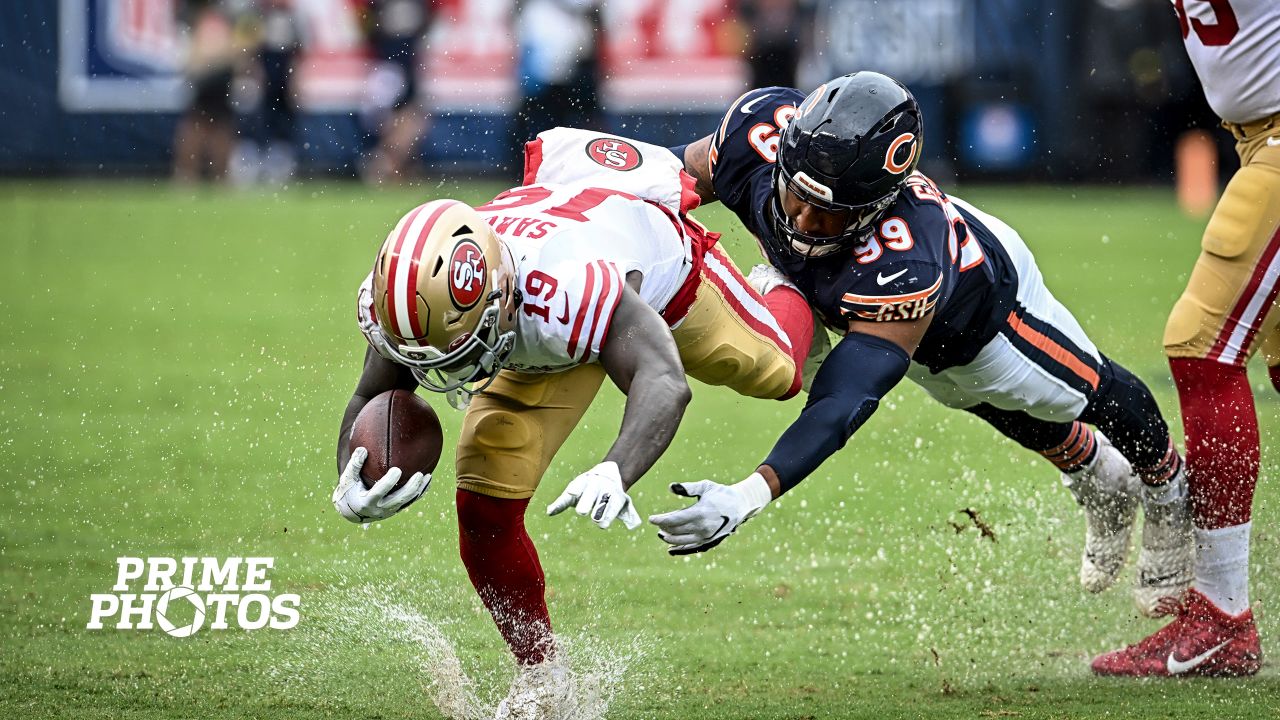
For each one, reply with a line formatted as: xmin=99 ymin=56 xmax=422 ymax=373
xmin=456 ymin=409 xmax=540 ymax=498
xmin=708 ymin=346 xmax=796 ymax=399
xmin=1024 ymin=396 xmax=1086 ymax=424
xmin=469 ymin=409 xmax=530 ymax=451
xmin=684 ymin=341 xmax=759 ymax=392
xmin=1163 ymin=294 xmax=1213 ymax=358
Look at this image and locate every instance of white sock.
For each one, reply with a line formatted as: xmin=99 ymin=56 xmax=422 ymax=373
xmin=1194 ymin=522 xmax=1251 ymax=616
xmin=1143 ymin=470 xmax=1184 ymax=505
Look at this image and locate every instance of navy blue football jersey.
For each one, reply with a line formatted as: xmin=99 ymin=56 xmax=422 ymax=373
xmin=707 ymin=87 xmax=1019 ymax=372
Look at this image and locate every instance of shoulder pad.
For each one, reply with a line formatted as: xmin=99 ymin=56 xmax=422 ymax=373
xmin=522 ymin=128 xmax=699 ymax=215
xmin=708 ymin=87 xmax=806 ymax=208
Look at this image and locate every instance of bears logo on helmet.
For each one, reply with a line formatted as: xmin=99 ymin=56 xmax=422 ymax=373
xmin=449 ymin=239 xmax=487 ymax=310
xmin=882 ymin=133 xmax=918 ymax=175
xmin=586 ymin=138 xmax=643 ymax=171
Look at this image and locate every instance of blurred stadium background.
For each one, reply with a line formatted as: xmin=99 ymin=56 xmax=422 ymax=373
xmin=0 ymin=0 xmax=1233 ymax=191
xmin=5 ymin=2 xmax=1279 ymax=718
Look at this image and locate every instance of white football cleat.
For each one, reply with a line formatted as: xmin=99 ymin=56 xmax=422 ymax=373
xmin=1133 ymin=467 xmax=1194 ymax=617
xmin=1061 ymin=432 xmax=1140 ymax=593
xmin=493 ymin=661 xmax=573 ymax=720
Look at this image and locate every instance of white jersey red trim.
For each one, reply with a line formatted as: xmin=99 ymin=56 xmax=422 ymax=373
xmin=478 ymin=181 xmax=696 ymax=372
xmin=1177 ymin=0 xmax=1280 ymax=123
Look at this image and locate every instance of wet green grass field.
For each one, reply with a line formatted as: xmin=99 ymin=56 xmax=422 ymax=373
xmin=1 ymin=181 xmax=1277 ymax=718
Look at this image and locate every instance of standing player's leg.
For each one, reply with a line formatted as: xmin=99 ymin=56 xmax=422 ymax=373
xmin=1093 ymin=129 xmax=1280 ymax=678
xmin=454 ymin=364 xmax=606 ymax=666
xmin=1263 ymin=328 xmax=1280 ymax=393
xmin=673 ymin=245 xmax=811 ymax=400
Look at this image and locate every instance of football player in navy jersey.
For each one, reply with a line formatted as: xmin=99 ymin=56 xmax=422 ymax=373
xmin=651 ymin=72 xmax=1193 ymax=617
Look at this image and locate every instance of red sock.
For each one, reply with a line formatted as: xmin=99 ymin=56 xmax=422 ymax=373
xmin=456 ymin=489 xmax=554 ymax=665
xmin=763 ymin=286 xmax=814 ymax=398
xmin=1269 ymin=363 xmax=1280 ymax=395
xmin=1170 ymin=357 xmax=1260 ymax=529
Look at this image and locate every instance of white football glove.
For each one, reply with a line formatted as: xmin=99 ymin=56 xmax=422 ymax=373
xmin=648 ymin=473 xmax=773 ymax=555
xmin=332 ymin=446 xmax=431 ymax=524
xmin=546 ymin=461 xmax=641 ymax=530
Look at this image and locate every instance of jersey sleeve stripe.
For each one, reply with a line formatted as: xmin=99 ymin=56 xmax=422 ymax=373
xmin=521 ymin=137 xmax=545 ymax=186
xmin=582 ymin=260 xmax=618 ymax=361
xmin=590 ymin=262 xmax=625 ymax=357
xmin=842 ymin=274 xmax=943 ymax=305
xmin=716 ymin=90 xmax=755 ymax=145
xmin=566 ymin=262 xmax=597 ymax=360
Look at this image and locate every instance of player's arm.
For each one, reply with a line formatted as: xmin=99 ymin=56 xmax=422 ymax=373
xmin=331 ymin=346 xmax=427 ymax=524
xmin=547 ymin=272 xmax=692 ymax=530
xmin=754 ymin=315 xmax=929 ymax=495
xmin=597 ymin=274 xmax=693 ymax=485
xmin=650 ymin=313 xmax=930 ymax=555
xmin=676 ymin=135 xmax=718 ymax=206
xmin=336 ymin=346 xmax=418 ymax=472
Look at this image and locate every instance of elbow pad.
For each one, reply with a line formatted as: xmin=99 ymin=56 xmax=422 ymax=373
xmin=762 ymin=332 xmax=911 ymax=493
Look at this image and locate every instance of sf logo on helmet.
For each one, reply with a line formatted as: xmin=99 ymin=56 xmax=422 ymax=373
xmin=882 ymin=133 xmax=918 ymax=175
xmin=586 ymin=138 xmax=643 ymax=171
xmin=449 ymin=239 xmax=487 ymax=310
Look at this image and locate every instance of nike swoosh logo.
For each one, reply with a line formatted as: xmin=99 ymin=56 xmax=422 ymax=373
xmin=876 ymin=268 xmax=909 ymax=285
xmin=1268 ymin=136 xmax=1280 ymax=146
xmin=1166 ymin=640 xmax=1231 ymax=674
xmin=556 ymin=297 xmax=571 ymax=325
xmin=740 ymin=95 xmax=768 ymax=114
xmin=712 ymin=515 xmax=732 ymax=537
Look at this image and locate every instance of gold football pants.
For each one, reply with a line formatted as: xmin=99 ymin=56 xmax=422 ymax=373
xmin=1164 ymin=112 xmax=1280 ymax=368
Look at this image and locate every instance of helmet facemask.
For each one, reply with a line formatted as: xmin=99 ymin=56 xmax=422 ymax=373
xmin=768 ymin=166 xmax=897 ymax=259
xmin=386 ymin=290 xmax=516 ymax=396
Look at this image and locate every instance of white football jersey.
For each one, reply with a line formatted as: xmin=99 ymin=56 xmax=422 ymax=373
xmin=522 ymin=127 xmax=702 ymax=216
xmin=478 ymin=181 xmax=695 ymax=372
xmin=1176 ymin=0 xmax=1280 ymax=123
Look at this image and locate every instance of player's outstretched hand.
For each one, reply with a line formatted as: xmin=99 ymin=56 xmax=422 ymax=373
xmin=547 ymin=461 xmax=641 ymax=530
xmin=649 ymin=474 xmax=773 ymax=555
xmin=332 ymin=446 xmax=431 ymax=524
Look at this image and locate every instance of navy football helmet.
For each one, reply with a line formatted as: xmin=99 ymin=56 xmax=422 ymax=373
xmin=770 ymin=71 xmax=923 ymax=258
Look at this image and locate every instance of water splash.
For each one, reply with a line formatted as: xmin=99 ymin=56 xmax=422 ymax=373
xmin=274 ymin=582 xmax=646 ymax=720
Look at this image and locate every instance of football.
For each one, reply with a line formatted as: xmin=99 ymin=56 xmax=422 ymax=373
xmin=348 ymin=388 xmax=444 ymax=490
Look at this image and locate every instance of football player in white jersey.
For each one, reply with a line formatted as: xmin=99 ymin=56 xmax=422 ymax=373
xmin=1092 ymin=0 xmax=1279 ymax=677
xmin=329 ymin=132 xmax=817 ymax=713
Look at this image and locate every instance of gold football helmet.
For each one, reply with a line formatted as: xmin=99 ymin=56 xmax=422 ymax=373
xmin=370 ymin=199 xmax=517 ymax=394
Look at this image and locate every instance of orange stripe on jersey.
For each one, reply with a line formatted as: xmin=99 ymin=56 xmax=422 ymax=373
xmin=842 ymin=274 xmax=943 ymax=305
xmin=717 ymin=90 xmax=754 ymax=145
xmin=1006 ymin=311 xmax=1101 ymax=389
